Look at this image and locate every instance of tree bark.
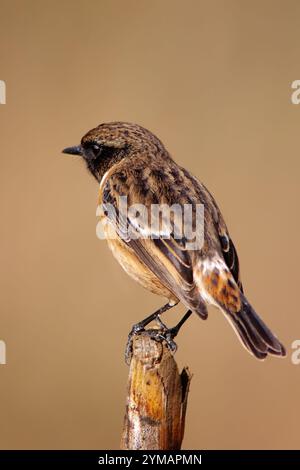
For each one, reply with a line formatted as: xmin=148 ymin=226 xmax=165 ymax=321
xmin=121 ymin=332 xmax=192 ymax=450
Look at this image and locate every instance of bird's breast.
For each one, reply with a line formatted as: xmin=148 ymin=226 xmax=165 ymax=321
xmin=101 ymin=219 xmax=177 ymax=302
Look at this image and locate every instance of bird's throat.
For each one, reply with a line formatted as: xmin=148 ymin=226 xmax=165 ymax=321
xmin=86 ymin=147 xmax=126 ymax=182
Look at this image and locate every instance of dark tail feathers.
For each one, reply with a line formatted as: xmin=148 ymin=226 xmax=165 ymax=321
xmin=228 ymin=296 xmax=286 ymax=360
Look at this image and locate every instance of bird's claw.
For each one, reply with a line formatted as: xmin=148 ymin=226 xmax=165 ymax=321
xmin=125 ymin=323 xmax=145 ymax=365
xmin=162 ymin=328 xmax=178 ymax=353
xmin=125 ymin=324 xmax=178 ymax=365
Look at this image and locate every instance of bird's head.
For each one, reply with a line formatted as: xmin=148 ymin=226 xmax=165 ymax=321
xmin=62 ymin=121 xmax=163 ymax=181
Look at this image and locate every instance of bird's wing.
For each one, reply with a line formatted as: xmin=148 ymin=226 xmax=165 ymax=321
xmin=99 ymin=168 xmax=208 ymax=318
xmin=216 ymin=223 xmax=243 ymax=292
xmin=197 ymin=180 xmax=244 ymax=292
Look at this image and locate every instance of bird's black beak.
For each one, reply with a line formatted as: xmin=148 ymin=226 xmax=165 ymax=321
xmin=62 ymin=145 xmax=83 ymax=156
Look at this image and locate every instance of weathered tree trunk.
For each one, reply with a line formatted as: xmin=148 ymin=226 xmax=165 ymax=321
xmin=121 ymin=332 xmax=192 ymax=450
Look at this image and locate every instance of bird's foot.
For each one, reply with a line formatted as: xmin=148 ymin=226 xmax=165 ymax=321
xmin=125 ymin=322 xmax=178 ymax=365
xmin=155 ymin=315 xmax=178 ymax=351
xmin=125 ymin=322 xmax=144 ymax=365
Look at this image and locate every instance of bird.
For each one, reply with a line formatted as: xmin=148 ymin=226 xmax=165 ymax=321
xmin=63 ymin=121 xmax=286 ymax=361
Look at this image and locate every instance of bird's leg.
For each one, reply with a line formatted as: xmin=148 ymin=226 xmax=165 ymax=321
xmin=125 ymin=302 xmax=176 ymax=364
xmin=131 ymin=302 xmax=174 ymax=334
xmin=156 ymin=310 xmax=193 ymax=353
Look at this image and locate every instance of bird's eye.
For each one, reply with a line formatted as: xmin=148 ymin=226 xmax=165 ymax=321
xmin=91 ymin=143 xmax=102 ymax=158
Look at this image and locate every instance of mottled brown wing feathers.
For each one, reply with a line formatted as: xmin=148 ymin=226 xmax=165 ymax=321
xmin=101 ymin=168 xmax=207 ymax=317
xmin=200 ymin=180 xmax=244 ymax=292
xmin=218 ymin=231 xmax=243 ymax=293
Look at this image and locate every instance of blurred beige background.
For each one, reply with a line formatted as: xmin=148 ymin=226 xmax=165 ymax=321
xmin=0 ymin=0 xmax=299 ymax=450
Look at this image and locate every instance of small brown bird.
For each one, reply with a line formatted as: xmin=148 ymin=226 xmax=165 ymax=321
xmin=63 ymin=122 xmax=286 ymax=360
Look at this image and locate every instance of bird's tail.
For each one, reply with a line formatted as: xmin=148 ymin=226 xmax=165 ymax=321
xmin=227 ymin=295 xmax=286 ymax=359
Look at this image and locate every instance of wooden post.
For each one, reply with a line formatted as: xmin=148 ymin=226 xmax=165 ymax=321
xmin=121 ymin=332 xmax=192 ymax=450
